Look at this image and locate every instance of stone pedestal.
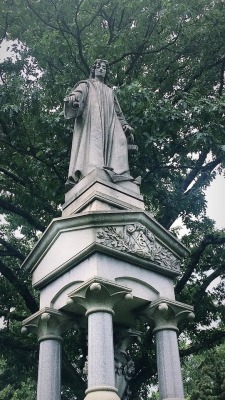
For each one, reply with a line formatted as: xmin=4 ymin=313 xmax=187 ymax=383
xmin=62 ymin=168 xmax=144 ymax=216
xmin=21 ymin=169 xmax=194 ymax=400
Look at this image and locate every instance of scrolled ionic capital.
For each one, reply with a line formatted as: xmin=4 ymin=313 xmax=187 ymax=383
xmin=67 ymin=277 xmax=133 ymax=316
xmin=143 ymin=298 xmax=194 ymax=334
xmin=21 ymin=307 xmax=77 ymax=342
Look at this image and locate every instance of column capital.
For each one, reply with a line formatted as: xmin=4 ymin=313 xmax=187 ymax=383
xmin=143 ymin=298 xmax=194 ymax=333
xmin=21 ymin=307 xmax=77 ymax=341
xmin=67 ymin=277 xmax=133 ymax=316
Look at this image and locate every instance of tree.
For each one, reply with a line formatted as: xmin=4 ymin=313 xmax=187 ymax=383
xmin=0 ymin=0 xmax=225 ymax=398
xmin=183 ymin=344 xmax=225 ymax=399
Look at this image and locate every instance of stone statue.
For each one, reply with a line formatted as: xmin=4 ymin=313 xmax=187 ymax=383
xmin=64 ymin=59 xmax=135 ymax=188
xmin=114 ymin=329 xmax=141 ymax=400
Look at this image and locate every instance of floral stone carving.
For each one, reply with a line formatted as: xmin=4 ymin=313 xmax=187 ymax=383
xmin=96 ymin=224 xmax=180 ymax=271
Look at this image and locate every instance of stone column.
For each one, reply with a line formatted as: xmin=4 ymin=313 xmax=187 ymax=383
xmin=87 ymin=311 xmax=115 ymax=392
xmin=22 ymin=308 xmax=75 ymax=400
xmin=67 ymin=277 xmax=133 ymax=400
xmin=145 ymin=298 xmax=194 ymax=400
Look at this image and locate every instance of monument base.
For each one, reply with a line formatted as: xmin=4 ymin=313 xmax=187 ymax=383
xmin=84 ymin=387 xmax=120 ymax=400
xmin=62 ymin=167 xmax=145 ymax=216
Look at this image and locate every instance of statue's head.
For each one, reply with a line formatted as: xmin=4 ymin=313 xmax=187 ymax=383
xmin=90 ymin=59 xmax=109 ymax=81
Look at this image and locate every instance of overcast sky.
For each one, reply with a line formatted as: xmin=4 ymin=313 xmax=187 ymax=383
xmin=205 ymin=174 xmax=225 ymax=229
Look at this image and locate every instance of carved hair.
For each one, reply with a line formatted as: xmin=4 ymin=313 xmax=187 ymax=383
xmin=89 ymin=58 xmax=109 ymax=81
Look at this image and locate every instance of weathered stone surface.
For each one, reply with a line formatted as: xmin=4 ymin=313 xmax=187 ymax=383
xmin=22 ymin=308 xmax=76 ymax=400
xmin=114 ymin=328 xmax=140 ymax=400
xmin=37 ymin=339 xmax=62 ymax=400
xmin=155 ymin=330 xmax=184 ymax=400
xmin=143 ymin=298 xmax=194 ymax=332
xmin=96 ymin=224 xmax=180 ymax=272
xmin=142 ymin=299 xmax=194 ymax=400
xmin=40 ymin=254 xmax=175 ymax=327
xmin=67 ymin=277 xmax=129 ymax=400
xmin=62 ymin=168 xmax=144 ymax=216
xmin=22 ymin=211 xmax=188 ymax=290
xmin=64 ymin=59 xmax=134 ymax=189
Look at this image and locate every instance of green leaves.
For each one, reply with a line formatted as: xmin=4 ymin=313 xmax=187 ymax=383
xmin=183 ymin=345 xmax=225 ymax=399
xmin=0 ymin=0 xmax=225 ymax=398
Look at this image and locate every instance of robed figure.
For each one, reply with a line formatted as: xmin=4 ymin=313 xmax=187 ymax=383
xmin=64 ymin=59 xmax=134 ymax=187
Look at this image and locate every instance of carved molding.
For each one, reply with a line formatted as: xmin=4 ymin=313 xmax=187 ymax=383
xmin=67 ymin=277 xmax=133 ymax=316
xmin=143 ymin=298 xmax=195 ymax=333
xmin=21 ymin=307 xmax=78 ymax=340
xmin=96 ymin=224 xmax=180 ymax=272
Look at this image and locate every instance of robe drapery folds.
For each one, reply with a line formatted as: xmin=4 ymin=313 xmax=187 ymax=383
xmin=64 ymin=79 xmax=131 ymax=184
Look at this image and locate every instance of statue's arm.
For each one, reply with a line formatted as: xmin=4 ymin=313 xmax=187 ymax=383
xmin=114 ymin=94 xmax=134 ymax=141
xmin=114 ymin=94 xmax=128 ymax=127
xmin=64 ymin=82 xmax=88 ymax=119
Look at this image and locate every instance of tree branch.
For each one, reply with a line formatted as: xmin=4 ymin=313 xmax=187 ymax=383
xmin=193 ymin=263 xmax=225 ymax=305
xmin=184 ymin=157 xmax=223 ymax=196
xmin=0 ymin=335 xmax=38 ymax=352
xmin=25 ymin=0 xmax=76 ymax=37
xmin=180 ymin=330 xmax=225 ymax=357
xmin=0 ymin=259 xmax=38 ymax=313
xmin=0 ymin=309 xmax=27 ymax=322
xmin=0 ymin=166 xmax=26 ymax=186
xmin=0 ymin=237 xmax=26 ymax=262
xmin=73 ymin=5 xmax=89 ymax=72
xmin=175 ymin=235 xmax=225 ymax=295
xmin=183 ymin=58 xmax=224 ymax=94
xmin=158 ymin=156 xmax=223 ymax=229
xmin=0 ymin=132 xmax=65 ymax=183
xmin=61 ymin=349 xmax=86 ymax=396
xmin=0 ymin=167 xmax=57 ymax=216
xmin=0 ymin=12 xmax=9 ymax=44
xmin=182 ymin=149 xmax=209 ymax=192
xmin=110 ymin=32 xmax=182 ymax=67
xmin=0 ymin=198 xmax=46 ymax=232
xmin=56 ymin=20 xmax=87 ymax=76
xmin=218 ymin=56 xmax=225 ymax=96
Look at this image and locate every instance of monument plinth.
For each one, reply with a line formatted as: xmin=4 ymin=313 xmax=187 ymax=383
xmin=22 ymin=169 xmax=193 ymax=400
xmin=22 ymin=58 xmax=194 ymax=400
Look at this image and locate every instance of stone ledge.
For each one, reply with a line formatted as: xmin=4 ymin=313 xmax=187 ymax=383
xmin=22 ymin=210 xmax=189 ymax=275
xmin=62 ymin=168 xmax=144 ymax=216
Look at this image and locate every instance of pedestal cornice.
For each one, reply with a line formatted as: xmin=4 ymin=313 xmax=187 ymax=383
xmin=21 ymin=211 xmax=189 ymax=289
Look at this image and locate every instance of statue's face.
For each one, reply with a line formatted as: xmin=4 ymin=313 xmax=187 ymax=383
xmin=95 ymin=61 xmax=107 ymax=79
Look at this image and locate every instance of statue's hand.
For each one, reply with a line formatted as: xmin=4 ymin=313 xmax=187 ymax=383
xmin=64 ymin=93 xmax=81 ymax=109
xmin=123 ymin=124 xmax=134 ymax=144
xmin=123 ymin=124 xmax=133 ymax=134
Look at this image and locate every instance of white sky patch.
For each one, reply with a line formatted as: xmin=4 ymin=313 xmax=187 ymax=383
xmin=0 ymin=40 xmax=17 ymax=61
xmin=205 ymin=174 xmax=225 ymax=229
xmin=171 ymin=172 xmax=225 ymax=235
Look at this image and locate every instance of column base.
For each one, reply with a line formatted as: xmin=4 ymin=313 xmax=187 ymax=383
xmin=85 ymin=387 xmax=120 ymax=400
xmin=163 ymin=398 xmax=184 ymax=400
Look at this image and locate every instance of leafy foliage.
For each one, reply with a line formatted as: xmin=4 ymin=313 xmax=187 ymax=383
xmin=0 ymin=0 xmax=225 ymax=398
xmin=183 ymin=344 xmax=225 ymax=399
